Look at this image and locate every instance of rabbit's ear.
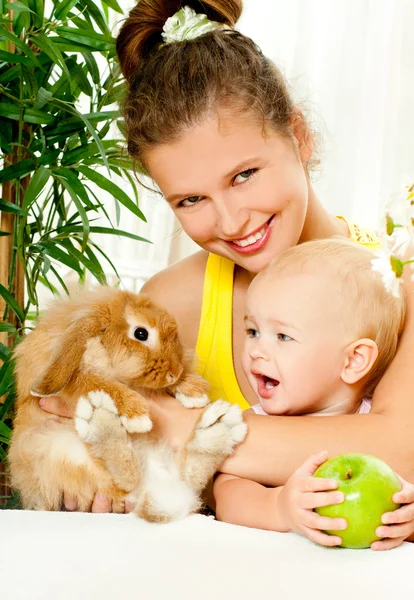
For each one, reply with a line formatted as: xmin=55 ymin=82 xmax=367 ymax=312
xmin=31 ymin=317 xmax=100 ymax=397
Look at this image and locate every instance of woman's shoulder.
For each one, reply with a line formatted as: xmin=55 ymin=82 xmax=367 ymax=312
xmin=140 ymin=250 xmax=209 ymax=348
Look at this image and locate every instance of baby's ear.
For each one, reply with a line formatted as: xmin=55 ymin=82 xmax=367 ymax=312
xmin=341 ymin=339 xmax=378 ymax=385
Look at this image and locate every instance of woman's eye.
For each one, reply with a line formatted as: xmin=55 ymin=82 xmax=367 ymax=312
xmin=246 ymin=328 xmax=259 ymax=338
xmin=277 ymin=333 xmax=293 ymax=342
xmin=233 ymin=169 xmax=257 ymax=185
xmin=178 ymin=196 xmax=202 ymax=208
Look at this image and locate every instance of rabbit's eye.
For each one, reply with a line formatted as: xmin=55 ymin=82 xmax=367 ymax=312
xmin=133 ymin=327 xmax=149 ymax=342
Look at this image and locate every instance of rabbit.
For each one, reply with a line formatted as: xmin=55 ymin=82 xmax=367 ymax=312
xmin=8 ymin=286 xmax=247 ymax=518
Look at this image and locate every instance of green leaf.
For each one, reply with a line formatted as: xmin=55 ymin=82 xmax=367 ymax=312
xmin=101 ymin=0 xmax=122 ymax=14
xmin=0 ymin=358 xmax=14 ymax=400
xmin=55 ymin=26 xmax=115 ymax=51
xmin=0 ymin=151 xmax=59 ymax=185
xmin=54 ymin=0 xmax=80 ymax=20
xmin=33 ymin=242 xmax=83 ymax=274
xmin=0 ymin=420 xmax=11 ymax=440
xmin=0 ymin=49 xmax=32 ymax=64
xmin=30 ymin=32 xmax=71 ymax=81
xmin=0 ymin=26 xmax=44 ymax=70
xmin=0 ymin=103 xmax=56 ymax=125
xmin=33 ymin=87 xmax=53 ymax=110
xmin=57 ymin=238 xmax=106 ymax=284
xmin=22 ymin=166 xmax=51 ymax=210
xmin=0 ymin=199 xmax=26 ymax=215
xmin=77 ymin=166 xmax=146 ymax=222
xmin=0 ymin=342 xmax=11 ymax=362
xmin=81 ymin=51 xmax=99 ymax=85
xmin=0 ymin=64 xmax=20 ymax=83
xmin=5 ymin=1 xmax=33 ymax=15
xmin=0 ymin=284 xmax=25 ymax=323
xmin=55 ymin=168 xmax=95 ymax=210
xmin=58 ymin=224 xmax=151 ymax=243
xmin=78 ymin=0 xmax=109 ymax=35
xmin=0 ymin=322 xmax=16 ymax=332
xmin=53 ymin=170 xmax=90 ymax=251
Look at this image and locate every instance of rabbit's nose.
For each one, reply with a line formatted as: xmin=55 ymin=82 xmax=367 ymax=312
xmin=167 ymin=373 xmax=175 ymax=383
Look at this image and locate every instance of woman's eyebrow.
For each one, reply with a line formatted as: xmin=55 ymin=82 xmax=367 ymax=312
xmin=165 ymin=157 xmax=261 ymax=203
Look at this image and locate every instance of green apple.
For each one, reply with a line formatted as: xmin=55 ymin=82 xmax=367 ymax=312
xmin=314 ymin=453 xmax=401 ymax=549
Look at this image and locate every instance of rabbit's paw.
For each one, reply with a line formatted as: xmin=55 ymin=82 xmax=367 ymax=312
xmin=120 ymin=414 xmax=152 ymax=434
xmin=175 ymin=391 xmax=210 ymax=409
xmin=75 ymin=392 xmax=125 ymax=445
xmin=188 ymin=400 xmax=247 ymax=456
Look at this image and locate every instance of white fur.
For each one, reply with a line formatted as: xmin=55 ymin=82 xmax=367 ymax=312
xmin=76 ymin=396 xmax=94 ymax=420
xmin=128 ymin=445 xmax=199 ymax=520
xmin=197 ymin=400 xmax=230 ymax=429
xmin=175 ymin=392 xmax=210 ymax=408
xmin=189 ymin=401 xmax=248 ymax=454
xmin=120 ymin=415 xmax=153 ymax=433
xmin=88 ymin=390 xmax=118 ymax=413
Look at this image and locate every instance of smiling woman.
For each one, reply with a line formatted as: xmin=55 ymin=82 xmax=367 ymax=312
xmin=39 ymin=0 xmax=414 ymax=549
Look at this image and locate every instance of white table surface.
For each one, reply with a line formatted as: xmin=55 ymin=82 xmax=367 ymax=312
xmin=1 ymin=510 xmax=413 ymax=600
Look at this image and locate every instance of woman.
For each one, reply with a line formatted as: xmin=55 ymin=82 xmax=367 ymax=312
xmin=41 ymin=0 xmax=414 ymax=543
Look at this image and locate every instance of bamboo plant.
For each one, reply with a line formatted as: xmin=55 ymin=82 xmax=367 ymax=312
xmin=0 ymin=0 xmax=148 ymax=503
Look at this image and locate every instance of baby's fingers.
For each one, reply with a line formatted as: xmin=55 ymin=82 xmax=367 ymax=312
xmin=304 ymin=511 xmax=347 ymax=533
xmin=302 ymin=526 xmax=342 ymax=547
xmin=299 ymin=476 xmax=338 ymax=494
xmin=295 ymin=451 xmax=330 ymax=477
xmin=301 ymin=490 xmax=344 ymax=510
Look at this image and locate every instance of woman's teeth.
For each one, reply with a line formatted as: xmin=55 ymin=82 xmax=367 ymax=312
xmin=233 ymin=226 xmax=266 ymax=247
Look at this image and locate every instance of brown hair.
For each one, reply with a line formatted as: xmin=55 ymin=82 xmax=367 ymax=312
xmin=116 ymin=1 xmax=303 ymax=171
xmin=257 ymin=238 xmax=407 ymax=398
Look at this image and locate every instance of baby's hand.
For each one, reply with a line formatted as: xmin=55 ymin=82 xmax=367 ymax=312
xmin=277 ymin=450 xmax=347 ymax=547
xmin=371 ymin=475 xmax=414 ymax=551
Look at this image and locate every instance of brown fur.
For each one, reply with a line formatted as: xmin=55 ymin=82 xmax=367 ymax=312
xmin=8 ymin=286 xmax=211 ymax=512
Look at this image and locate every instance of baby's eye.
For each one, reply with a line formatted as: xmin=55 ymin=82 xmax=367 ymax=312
xmin=277 ymin=333 xmax=293 ymax=342
xmin=178 ymin=196 xmax=202 ymax=208
xmin=233 ymin=169 xmax=257 ymax=185
xmin=246 ymin=328 xmax=259 ymax=338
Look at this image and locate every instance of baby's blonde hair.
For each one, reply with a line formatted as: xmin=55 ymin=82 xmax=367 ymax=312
xmin=258 ymin=237 xmax=406 ymax=397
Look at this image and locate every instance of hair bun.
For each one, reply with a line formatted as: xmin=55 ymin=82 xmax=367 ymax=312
xmin=117 ymin=0 xmax=243 ymax=83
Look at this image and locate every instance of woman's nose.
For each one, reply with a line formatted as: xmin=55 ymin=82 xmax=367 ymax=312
xmin=214 ymin=197 xmax=249 ymax=238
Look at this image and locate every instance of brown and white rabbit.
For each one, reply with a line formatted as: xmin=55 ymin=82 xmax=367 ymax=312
xmin=8 ymin=286 xmax=247 ymax=519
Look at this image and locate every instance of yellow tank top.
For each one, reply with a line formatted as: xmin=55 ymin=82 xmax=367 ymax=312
xmin=195 ymin=218 xmax=381 ymax=410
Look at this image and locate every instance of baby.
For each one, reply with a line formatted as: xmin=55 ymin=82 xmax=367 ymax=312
xmin=214 ymin=238 xmax=414 ymax=549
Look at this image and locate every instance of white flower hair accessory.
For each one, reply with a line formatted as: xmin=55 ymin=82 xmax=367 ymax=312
xmin=161 ymin=6 xmax=230 ymax=45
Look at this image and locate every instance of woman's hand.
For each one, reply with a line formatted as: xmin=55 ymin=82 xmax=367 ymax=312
xmin=40 ymin=396 xmax=123 ymax=513
xmin=371 ymin=475 xmax=414 ymax=550
xmin=276 ymin=450 xmax=347 ymax=547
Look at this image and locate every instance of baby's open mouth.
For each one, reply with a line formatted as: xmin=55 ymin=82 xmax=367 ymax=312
xmin=261 ymin=375 xmax=279 ymax=389
xmin=254 ymin=373 xmax=280 ymax=399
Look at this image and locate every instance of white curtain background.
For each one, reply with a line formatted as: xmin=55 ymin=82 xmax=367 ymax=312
xmin=40 ymin=0 xmax=414 ymax=300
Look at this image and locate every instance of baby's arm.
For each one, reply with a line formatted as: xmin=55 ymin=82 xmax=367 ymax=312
xmin=214 ymin=451 xmax=347 ymax=546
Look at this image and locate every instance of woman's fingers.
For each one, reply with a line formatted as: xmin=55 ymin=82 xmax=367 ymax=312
xmin=39 ymin=396 xmax=74 ymax=418
xmin=371 ymin=536 xmax=406 ymax=551
xmin=63 ymin=493 xmax=78 ymax=511
xmin=91 ymin=492 xmax=112 ymax=513
xmin=376 ymin=522 xmax=413 ymax=539
xmin=125 ymin=500 xmax=135 ymax=514
xmin=382 ymin=504 xmax=414 ymax=524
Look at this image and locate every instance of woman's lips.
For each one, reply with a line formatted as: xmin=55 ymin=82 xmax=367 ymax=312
xmin=225 ymin=215 xmax=275 ymax=255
